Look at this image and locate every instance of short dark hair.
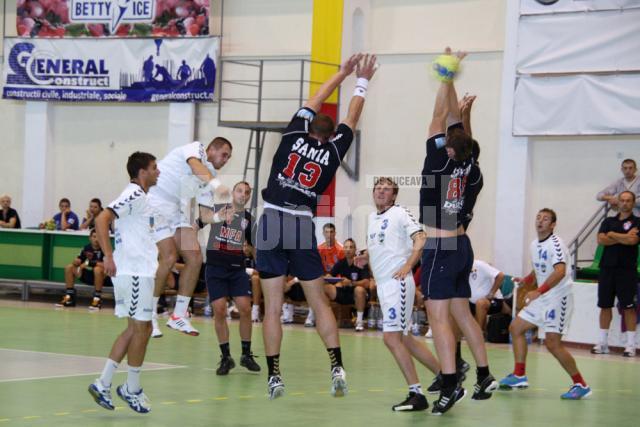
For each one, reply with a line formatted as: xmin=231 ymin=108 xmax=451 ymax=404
xmin=344 ymin=238 xmax=356 ymax=248
xmin=59 ymin=198 xmax=70 ymax=206
xmin=373 ymin=177 xmax=399 ymax=196
xmin=622 ymin=158 xmax=637 ymax=168
xmin=126 ymin=152 xmax=156 ymax=180
xmin=89 ymin=228 xmax=97 ymax=236
xmin=445 ymin=128 xmax=473 ymax=161
xmin=619 ymin=190 xmax=636 ymax=202
xmin=472 ymin=139 xmax=480 ymax=162
xmin=310 ymin=114 xmax=335 ymax=141
xmin=233 ymin=181 xmax=251 ymax=191
xmin=208 ymin=137 xmax=232 ymax=151
xmin=323 ymin=223 xmax=336 ymax=231
xmin=538 ymin=208 xmax=557 ymax=223
xmin=90 ymin=198 xmax=102 ymax=208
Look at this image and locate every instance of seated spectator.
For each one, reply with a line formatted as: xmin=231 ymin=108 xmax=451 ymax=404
xmin=282 ymin=275 xmax=306 ymax=324
xmin=318 ymin=223 xmax=345 ymax=273
xmin=80 ymin=198 xmax=104 ymax=230
xmin=468 ymin=260 xmax=511 ymax=333
xmin=0 ymin=194 xmax=21 ymax=229
xmin=324 ymin=239 xmax=371 ymax=332
xmin=41 ymin=198 xmax=80 ymax=231
xmin=56 ymin=229 xmax=109 ymax=309
xmin=597 ymin=159 xmax=640 ymax=216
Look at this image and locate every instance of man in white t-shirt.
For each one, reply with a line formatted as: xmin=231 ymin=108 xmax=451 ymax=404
xmin=88 ymin=152 xmax=160 ymax=414
xmin=148 ymin=137 xmax=232 ymax=337
xmin=356 ymin=177 xmax=440 ymax=412
xmin=498 ymin=208 xmax=591 ymax=401
xmin=468 ymin=260 xmax=508 ymax=332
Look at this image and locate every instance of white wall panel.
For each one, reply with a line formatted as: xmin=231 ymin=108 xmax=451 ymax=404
xmin=514 ymin=74 xmax=640 ymax=136
xmin=520 ymin=0 xmax=640 ymax=15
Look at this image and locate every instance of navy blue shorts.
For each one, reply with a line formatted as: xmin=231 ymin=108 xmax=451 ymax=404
xmin=255 ymin=208 xmax=324 ymax=281
xmin=421 ymin=235 xmax=473 ymax=300
xmin=205 ymin=264 xmax=252 ymax=301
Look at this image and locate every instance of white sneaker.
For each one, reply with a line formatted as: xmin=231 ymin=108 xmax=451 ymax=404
xmin=116 ymin=384 xmax=151 ymax=413
xmin=88 ymin=379 xmax=114 ymax=410
xmin=151 ymin=314 xmax=163 ymax=338
xmin=590 ymin=343 xmax=609 ymax=354
xmin=331 ymin=366 xmax=348 ymax=397
xmin=425 ymin=328 xmax=433 ymax=339
xmin=304 ymin=308 xmax=315 ymax=327
xmin=166 ymin=314 xmax=199 ymax=336
xmin=623 ymin=346 xmax=636 ymax=357
xmin=355 ymin=321 xmax=364 ymax=332
xmin=281 ymin=303 xmax=294 ymax=324
xmin=251 ymin=305 xmax=261 ymax=322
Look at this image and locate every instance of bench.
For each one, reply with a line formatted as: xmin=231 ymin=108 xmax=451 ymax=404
xmin=0 ymin=278 xmax=113 ymax=301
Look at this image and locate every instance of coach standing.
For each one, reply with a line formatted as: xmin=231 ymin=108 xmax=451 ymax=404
xmin=592 ymin=191 xmax=640 ymax=357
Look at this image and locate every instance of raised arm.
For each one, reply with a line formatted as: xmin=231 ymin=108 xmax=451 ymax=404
xmin=459 ymin=94 xmax=476 ymax=137
xmin=429 ymin=48 xmax=466 ymax=137
xmin=304 ymin=54 xmax=361 ymax=113
xmin=341 ymin=54 xmax=378 ymax=130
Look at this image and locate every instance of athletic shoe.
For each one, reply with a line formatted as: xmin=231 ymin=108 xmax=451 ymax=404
xmin=116 ymin=384 xmax=151 ymax=413
xmin=240 ymin=353 xmax=261 ymax=372
xmin=304 ymin=309 xmax=315 ymax=327
xmin=431 ymin=385 xmax=466 ymax=415
xmin=590 ymin=344 xmax=609 ymax=354
xmin=166 ymin=314 xmax=199 ymax=336
xmin=203 ymin=305 xmax=213 ymax=317
xmin=355 ymin=321 xmax=364 ymax=332
xmin=376 ymin=318 xmax=384 ymax=330
xmin=427 ymin=374 xmax=442 ymax=394
xmin=251 ymin=305 xmax=261 ymax=322
xmin=151 ymin=314 xmax=163 ymax=338
xmin=268 ymin=375 xmax=285 ymax=400
xmin=330 ymin=366 xmax=348 ymax=397
xmin=560 ymin=384 xmax=592 ymax=400
xmin=392 ymin=392 xmax=428 ymax=411
xmin=88 ymin=380 xmax=114 ymax=410
xmin=216 ymin=355 xmax=236 ymax=375
xmin=88 ymin=297 xmax=102 ymax=311
xmin=55 ymin=295 xmax=75 ymax=308
xmin=472 ymin=374 xmax=498 ymax=400
xmin=498 ymin=373 xmax=529 ymax=390
xmin=424 ymin=328 xmax=433 ymax=339
xmin=623 ymin=346 xmax=636 ymax=357
xmin=281 ymin=303 xmax=294 ymax=324
xmin=456 ymin=358 xmax=471 ymax=374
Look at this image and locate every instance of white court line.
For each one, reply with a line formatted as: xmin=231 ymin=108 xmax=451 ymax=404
xmin=0 ymin=348 xmax=186 ymax=383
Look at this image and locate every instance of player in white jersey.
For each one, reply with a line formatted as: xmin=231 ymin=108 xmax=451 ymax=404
xmin=88 ymin=152 xmax=160 ymax=414
xmin=149 ymin=137 xmax=232 ymax=337
xmin=356 ymin=177 xmax=441 ymax=412
xmin=499 ymin=208 xmax=591 ymax=400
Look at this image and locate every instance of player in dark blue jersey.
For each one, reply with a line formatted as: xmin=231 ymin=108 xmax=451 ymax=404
xmin=201 ymin=181 xmax=261 ymax=376
xmin=418 ymin=48 xmax=496 ymax=415
xmin=256 ymin=53 xmax=378 ymax=400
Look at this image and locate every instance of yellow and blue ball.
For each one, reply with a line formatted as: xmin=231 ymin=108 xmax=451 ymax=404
xmin=431 ymin=55 xmax=460 ymax=82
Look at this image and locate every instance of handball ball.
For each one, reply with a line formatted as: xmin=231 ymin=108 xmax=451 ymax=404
xmin=432 ymin=55 xmax=460 ymax=82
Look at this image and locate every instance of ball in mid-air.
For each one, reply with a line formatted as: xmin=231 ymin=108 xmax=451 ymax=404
xmin=432 ymin=55 xmax=460 ymax=82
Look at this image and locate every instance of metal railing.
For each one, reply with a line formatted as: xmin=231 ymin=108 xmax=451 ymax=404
xmin=569 ymin=203 xmax=609 ymax=279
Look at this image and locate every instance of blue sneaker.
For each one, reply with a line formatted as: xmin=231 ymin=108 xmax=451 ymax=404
xmin=561 ymin=384 xmax=592 ymax=400
xmin=498 ymin=373 xmax=529 ymax=390
xmin=88 ymin=380 xmax=114 ymax=410
xmin=116 ymin=384 xmax=151 ymax=413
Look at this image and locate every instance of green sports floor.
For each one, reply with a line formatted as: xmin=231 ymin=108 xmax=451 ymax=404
xmin=0 ymin=301 xmax=638 ymax=427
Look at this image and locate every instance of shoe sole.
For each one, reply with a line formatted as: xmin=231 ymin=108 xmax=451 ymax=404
xmin=472 ymin=380 xmax=499 ymax=400
xmin=393 ymin=405 xmax=428 ymax=412
xmin=561 ymin=390 xmax=592 ymax=400
xmin=151 ymin=334 xmax=163 ymax=338
xmin=431 ymin=388 xmax=467 ymax=416
xmin=332 ymin=378 xmax=347 ymax=397
xmin=499 ymin=383 xmax=529 ymax=390
xmin=88 ymin=385 xmax=114 ymax=410
xmin=240 ymin=363 xmax=261 ymax=373
xmin=269 ymin=386 xmax=285 ymax=400
xmin=166 ymin=324 xmax=199 ymax=336
xmin=116 ymin=386 xmax=150 ymax=413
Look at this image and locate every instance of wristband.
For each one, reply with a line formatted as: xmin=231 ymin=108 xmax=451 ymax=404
xmin=353 ymin=78 xmax=369 ymax=98
xmin=537 ymin=283 xmax=551 ymax=294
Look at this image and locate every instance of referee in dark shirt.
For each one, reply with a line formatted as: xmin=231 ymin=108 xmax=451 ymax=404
xmin=593 ymin=190 xmax=640 ymax=357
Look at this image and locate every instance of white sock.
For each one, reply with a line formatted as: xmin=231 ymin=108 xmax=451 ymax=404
xmin=252 ymin=304 xmax=259 ymax=310
xmin=152 ymin=296 xmax=160 ymax=316
xmin=356 ymin=311 xmax=364 ymax=323
xmin=307 ymin=308 xmax=315 ymax=319
xmin=409 ymin=383 xmax=423 ymax=395
xmin=626 ymin=331 xmax=636 ymax=348
xmin=127 ymin=365 xmax=142 ymax=393
xmin=99 ymin=359 xmax=118 ymax=388
xmin=599 ymin=329 xmax=609 ymax=346
xmin=174 ymin=295 xmax=191 ymax=318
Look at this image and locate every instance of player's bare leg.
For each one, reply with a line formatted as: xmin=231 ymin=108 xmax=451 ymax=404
xmin=301 ymin=278 xmax=346 ymax=397
xmin=212 ymin=297 xmax=230 ymax=344
xmin=425 ymin=299 xmax=457 ymax=374
xmin=384 ymin=332 xmax=420 ymax=384
xmin=402 ymin=334 xmax=440 ymax=374
xmin=509 ymin=317 xmax=532 ymax=365
xmin=261 ymin=276 xmax=286 ymax=399
xmin=545 ymin=333 xmax=579 ymax=376
xmin=450 ymin=298 xmax=488 ymax=367
xmin=474 ymin=299 xmax=491 ymax=332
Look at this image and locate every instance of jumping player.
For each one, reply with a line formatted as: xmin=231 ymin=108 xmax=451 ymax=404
xmin=356 ymin=177 xmax=441 ymax=412
xmin=499 ymin=208 xmax=592 ymax=400
xmin=148 ymin=137 xmax=232 ymax=337
xmin=419 ymin=48 xmax=496 ymax=415
xmin=88 ymin=152 xmax=160 ymax=414
xmin=256 ymin=53 xmax=377 ymax=399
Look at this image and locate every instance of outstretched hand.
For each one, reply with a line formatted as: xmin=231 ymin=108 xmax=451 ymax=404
xmin=444 ymin=46 xmax=467 ymax=62
xmin=356 ymin=54 xmax=378 ymax=80
xmin=341 ymin=54 xmax=363 ymax=76
xmin=459 ymin=94 xmax=477 ymax=115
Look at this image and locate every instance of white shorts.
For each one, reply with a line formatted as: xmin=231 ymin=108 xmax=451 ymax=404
xmin=147 ymin=193 xmax=192 ymax=242
xmin=113 ymin=275 xmax=154 ymax=321
xmin=518 ymin=292 xmax=572 ymax=335
xmin=377 ymin=276 xmax=416 ymax=335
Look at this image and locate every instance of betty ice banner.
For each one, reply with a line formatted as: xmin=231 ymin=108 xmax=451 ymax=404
xmin=17 ymin=0 xmax=209 ymax=37
xmin=2 ymin=37 xmax=218 ymax=102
